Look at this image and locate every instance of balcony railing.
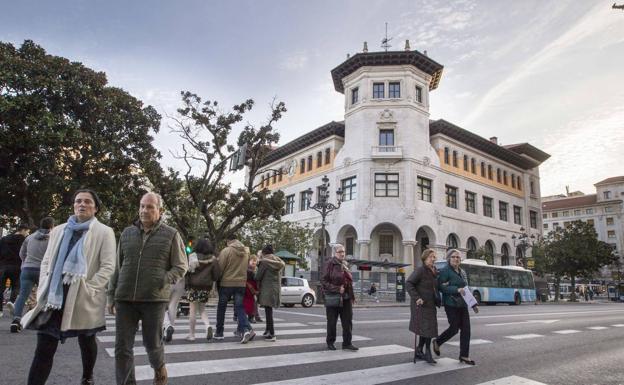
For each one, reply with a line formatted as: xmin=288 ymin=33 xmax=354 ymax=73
xmin=372 ymin=145 xmax=403 ymax=159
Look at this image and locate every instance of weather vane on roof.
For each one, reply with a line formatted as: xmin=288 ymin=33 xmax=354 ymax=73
xmin=381 ymin=22 xmax=392 ymax=52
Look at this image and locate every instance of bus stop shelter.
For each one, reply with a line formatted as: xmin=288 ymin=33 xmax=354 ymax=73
xmin=346 ymin=258 xmax=411 ymax=302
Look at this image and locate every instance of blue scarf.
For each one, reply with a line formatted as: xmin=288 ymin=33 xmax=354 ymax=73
xmin=45 ymin=216 xmax=94 ymax=310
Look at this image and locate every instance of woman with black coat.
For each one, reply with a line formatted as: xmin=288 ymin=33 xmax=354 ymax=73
xmin=406 ymin=248 xmax=440 ymax=364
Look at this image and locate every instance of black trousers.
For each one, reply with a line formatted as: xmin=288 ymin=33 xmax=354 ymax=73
xmin=436 ymin=305 xmax=471 ymax=358
xmin=0 ymin=266 xmax=20 ymax=310
xmin=325 ymin=299 xmax=353 ymax=347
xmin=28 ymin=333 xmax=98 ymax=385
xmin=264 ymin=306 xmax=275 ymax=335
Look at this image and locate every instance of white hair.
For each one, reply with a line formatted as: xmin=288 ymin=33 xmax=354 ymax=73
xmin=142 ymin=192 xmax=164 ymax=210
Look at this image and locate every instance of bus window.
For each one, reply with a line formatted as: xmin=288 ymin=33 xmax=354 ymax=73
xmin=511 ymin=271 xmax=522 ymax=287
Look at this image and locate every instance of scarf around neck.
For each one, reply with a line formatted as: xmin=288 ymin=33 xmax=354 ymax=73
xmin=45 ymin=215 xmax=94 ymax=310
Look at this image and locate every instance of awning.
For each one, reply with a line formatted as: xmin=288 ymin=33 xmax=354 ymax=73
xmin=346 ymin=258 xmax=411 ymax=269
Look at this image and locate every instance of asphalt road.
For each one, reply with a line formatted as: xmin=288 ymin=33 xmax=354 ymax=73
xmin=1 ymin=302 xmax=623 ymax=385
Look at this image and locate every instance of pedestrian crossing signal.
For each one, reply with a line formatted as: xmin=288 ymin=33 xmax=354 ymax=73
xmin=185 ymin=240 xmax=193 ymax=255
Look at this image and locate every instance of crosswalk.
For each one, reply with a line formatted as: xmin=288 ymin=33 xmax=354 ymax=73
xmin=96 ymin=308 xmax=621 ymax=384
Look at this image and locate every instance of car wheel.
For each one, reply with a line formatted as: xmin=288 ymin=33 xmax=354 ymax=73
xmin=301 ymin=294 xmax=315 ymax=308
xmin=283 ymin=303 xmax=295 ymax=308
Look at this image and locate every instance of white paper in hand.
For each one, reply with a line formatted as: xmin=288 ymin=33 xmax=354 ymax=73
xmin=461 ymin=286 xmax=478 ymax=309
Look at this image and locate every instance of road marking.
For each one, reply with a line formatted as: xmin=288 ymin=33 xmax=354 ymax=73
xmin=475 ymin=375 xmax=548 ymax=385
xmin=611 ymin=324 xmax=624 ymax=327
xmin=587 ymin=326 xmax=608 ymax=330
xmin=273 ymin=310 xmax=327 ymax=318
xmin=104 ymin=335 xmax=371 ymax=357
xmin=471 ymin=309 xmax=624 ymax=320
xmin=102 ymin=322 xmax=306 ymax=333
xmin=97 ymin=328 xmax=328 ymax=343
xmin=308 ymin=319 xmax=409 ymax=326
xmin=134 ymin=344 xmax=413 ymax=381
xmin=552 ymin=330 xmax=581 ymax=334
xmin=105 ymin=317 xmax=285 ymax=325
xmin=252 ymin=358 xmax=472 ymax=385
xmin=505 ymin=334 xmax=544 ymax=340
xmin=447 ymin=339 xmax=492 ymax=346
xmin=486 ymin=320 xmax=559 ymax=327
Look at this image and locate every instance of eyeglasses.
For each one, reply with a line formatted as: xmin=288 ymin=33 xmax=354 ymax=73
xmin=450 ymin=255 xmax=461 ymax=259
xmin=336 ymin=250 xmax=345 ymax=254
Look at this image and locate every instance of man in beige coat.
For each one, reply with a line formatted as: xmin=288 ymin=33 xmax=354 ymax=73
xmin=21 ymin=189 xmax=116 ymax=385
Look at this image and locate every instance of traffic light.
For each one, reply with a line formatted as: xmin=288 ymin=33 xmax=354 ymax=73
xmin=229 ymin=144 xmax=248 ymax=171
xmin=185 ymin=239 xmax=193 ymax=255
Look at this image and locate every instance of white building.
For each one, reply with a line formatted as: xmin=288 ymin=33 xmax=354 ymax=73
xmin=253 ymin=44 xmax=550 ymax=285
xmin=542 ymin=176 xmax=624 ymax=278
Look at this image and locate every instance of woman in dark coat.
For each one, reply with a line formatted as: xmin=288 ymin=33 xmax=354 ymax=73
xmin=255 ymin=245 xmax=285 ymax=341
xmin=406 ymin=248 xmax=440 ymax=364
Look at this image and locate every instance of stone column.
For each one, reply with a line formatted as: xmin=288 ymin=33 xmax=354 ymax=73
xmin=357 ymin=239 xmax=370 ymax=260
xmin=402 ymin=240 xmax=417 ymax=276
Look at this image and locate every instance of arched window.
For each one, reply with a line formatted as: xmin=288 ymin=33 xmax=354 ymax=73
xmin=466 ymin=237 xmax=477 ymax=258
xmin=446 ymin=234 xmax=459 ymax=250
xmin=501 ymin=244 xmax=510 ymax=266
xmin=485 ymin=240 xmax=494 ymax=257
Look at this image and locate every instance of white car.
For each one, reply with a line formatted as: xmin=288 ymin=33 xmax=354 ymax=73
xmin=281 ymin=277 xmax=316 ymax=307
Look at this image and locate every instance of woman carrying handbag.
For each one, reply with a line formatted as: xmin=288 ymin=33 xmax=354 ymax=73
xmin=406 ymin=248 xmax=440 ymax=364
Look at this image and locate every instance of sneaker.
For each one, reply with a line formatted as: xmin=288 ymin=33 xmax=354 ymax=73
xmin=213 ymin=332 xmax=224 ymax=340
xmin=5 ymin=302 xmax=14 ymax=317
xmin=10 ymin=319 xmax=22 ymax=333
xmin=264 ymin=334 xmax=276 ymax=342
xmin=206 ymin=326 xmax=213 ymax=341
xmin=233 ymin=330 xmax=242 ymax=338
xmin=185 ymin=335 xmax=196 ymax=341
xmin=241 ymin=330 xmax=255 ymax=344
xmin=432 ymin=339 xmax=440 ymax=356
xmin=164 ymin=326 xmax=174 ymax=343
xmin=0 ymin=311 xmax=3 ymax=318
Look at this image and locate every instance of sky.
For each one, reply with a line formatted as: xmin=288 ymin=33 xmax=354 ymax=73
xmin=1 ymin=0 xmax=623 ymax=196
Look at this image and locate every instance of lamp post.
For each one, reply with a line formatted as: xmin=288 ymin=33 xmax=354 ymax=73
xmin=304 ymin=175 xmax=343 ymax=282
xmin=511 ymin=227 xmax=537 ymax=269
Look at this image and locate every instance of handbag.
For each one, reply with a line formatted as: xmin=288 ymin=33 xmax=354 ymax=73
xmin=186 ymin=263 xmax=215 ymax=291
xmin=324 ymin=293 xmax=343 ymax=308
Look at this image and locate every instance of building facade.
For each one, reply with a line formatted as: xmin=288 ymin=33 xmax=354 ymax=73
xmin=253 ymin=45 xmax=550 ymax=284
xmin=542 ymin=176 xmax=624 ymax=278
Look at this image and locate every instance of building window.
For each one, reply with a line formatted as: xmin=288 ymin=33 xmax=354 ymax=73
xmin=417 ymin=176 xmax=432 ymax=202
xmin=553 ymin=222 xmax=560 ymax=229
xmin=278 ymin=168 xmax=283 ymax=182
xmin=605 ymin=206 xmax=614 ymax=213
xmin=260 ymin=176 xmax=264 ymax=188
xmin=463 ymin=155 xmax=469 ymax=171
xmin=452 ymin=151 xmax=458 ymax=167
xmin=517 ymin=176 xmax=522 ymax=191
xmin=300 ymin=158 xmax=305 ymax=174
xmin=552 ymin=212 xmax=559 ymax=218
xmin=587 ymin=219 xmax=595 ymax=227
xmin=503 ymin=171 xmax=508 ymax=185
xmin=272 ymin=172 xmax=277 ymax=184
xmin=266 ymin=173 xmax=271 ymax=185
xmin=481 ymin=162 xmax=486 ymax=177
xmin=373 ymin=82 xmax=385 ymax=99
xmin=511 ymin=174 xmax=516 ymax=188
xmin=530 ymin=210 xmax=538 ymax=229
xmin=299 ymin=191 xmax=311 ymax=211
xmin=488 ymin=165 xmax=493 ymax=180
xmin=307 ymin=155 xmax=313 ymax=171
xmin=607 ymin=217 xmax=614 ymax=226
xmin=467 ymin=238 xmax=477 ymax=258
xmin=325 ymin=148 xmax=331 ymax=165
xmin=285 ymin=195 xmax=295 ymax=214
xmin=375 ymin=173 xmax=399 ymax=197
xmin=543 ymin=223 xmax=548 ymax=230
xmin=530 ymin=180 xmax=536 ymax=196
xmin=497 ymin=168 xmax=501 ymax=183
xmin=415 ymin=85 xmax=423 ymax=103
xmin=379 ymin=234 xmax=394 ymax=255
xmin=444 ymin=147 xmax=450 ymax=164
xmin=514 ymin=206 xmax=522 ymax=225
xmin=471 ymin=158 xmax=476 ymax=174
xmin=465 ymin=191 xmax=476 ymax=213
xmin=604 ymin=191 xmax=612 ymax=199
xmin=351 ymin=87 xmax=359 ymax=104
xmin=499 ymin=201 xmax=508 ymax=221
xmin=341 ymin=176 xmax=357 ymax=201
xmin=608 ymin=230 xmax=616 ymax=239
xmin=483 ymin=196 xmax=493 ymax=217
xmin=563 ymin=221 xmax=571 ymax=228
xmin=543 ymin=213 xmax=547 ymax=219
xmin=562 ymin=211 xmax=569 ymax=217
xmin=379 ymin=129 xmax=395 ymax=147
xmin=574 ymin=209 xmax=580 ymax=216
xmin=317 ymin=151 xmax=323 ymax=168
xmin=389 ymin=82 xmax=400 ymax=98
xmin=446 ymin=234 xmax=459 ymax=249
xmin=586 ymin=208 xmax=594 ymax=214
xmin=445 ymin=185 xmax=458 ymax=209
xmin=346 ymin=237 xmax=354 ymax=256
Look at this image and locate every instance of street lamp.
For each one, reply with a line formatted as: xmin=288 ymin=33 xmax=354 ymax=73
xmin=511 ymin=227 xmax=537 ymax=269
xmin=304 ymin=175 xmax=343 ymax=281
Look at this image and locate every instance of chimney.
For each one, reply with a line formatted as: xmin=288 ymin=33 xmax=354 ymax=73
xmin=423 ymin=50 xmax=428 ymax=56
xmin=363 ymin=41 xmax=368 ymax=53
xmin=405 ymin=40 xmax=411 ymax=51
xmin=347 ymin=53 xmax=350 ymax=59
xmin=489 ymin=136 xmax=498 ymax=145
xmin=565 ymin=185 xmax=570 ymax=196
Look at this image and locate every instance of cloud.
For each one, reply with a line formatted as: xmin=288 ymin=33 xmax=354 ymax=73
xmin=279 ymin=50 xmax=309 ymax=71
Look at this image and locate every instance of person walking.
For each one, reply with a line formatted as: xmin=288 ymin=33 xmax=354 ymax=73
xmin=243 ymin=255 xmax=259 ymax=325
xmin=184 ymin=238 xmax=219 ymax=341
xmin=322 ymin=244 xmax=358 ymax=351
xmin=21 ymin=189 xmax=116 ymax=385
xmin=9 ymin=217 xmax=55 ymax=332
xmin=0 ymin=223 xmax=30 ymax=317
xmin=368 ymin=282 xmax=378 ymax=302
xmin=406 ymin=248 xmax=440 ymax=364
xmin=433 ymin=248 xmax=478 ymax=365
xmin=107 ymin=192 xmax=188 ymax=385
xmin=214 ymin=233 xmax=254 ymax=343
xmin=255 ymin=245 xmax=285 ymax=341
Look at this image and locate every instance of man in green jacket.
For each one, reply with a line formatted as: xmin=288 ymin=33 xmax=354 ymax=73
xmin=107 ymin=192 xmax=187 ymax=385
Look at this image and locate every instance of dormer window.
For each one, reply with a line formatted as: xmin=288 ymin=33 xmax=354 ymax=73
xmin=415 ymin=85 xmax=423 ymax=103
xmin=389 ymin=82 xmax=400 ymax=98
xmin=351 ymin=87 xmax=359 ymax=104
xmin=373 ymin=82 xmax=385 ymax=99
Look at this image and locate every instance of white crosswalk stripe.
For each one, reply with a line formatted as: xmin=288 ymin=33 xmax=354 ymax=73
xmin=586 ymin=326 xmax=608 ymax=330
xmin=102 ymin=322 xmax=306 ymax=333
xmin=505 ymin=334 xmax=543 ymax=340
xmin=552 ymin=329 xmax=581 ymax=334
xmin=448 ymin=339 xmax=492 ymax=346
xmin=97 ymin=328 xmax=328 ymax=343
xmin=475 ymin=375 xmax=548 ymax=385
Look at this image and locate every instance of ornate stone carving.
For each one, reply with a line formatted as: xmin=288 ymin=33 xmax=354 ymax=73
xmin=343 ymin=157 xmax=352 ymax=166
xmin=423 ymin=156 xmax=430 ymax=167
xmin=434 ymin=209 xmax=442 ymax=225
xmin=379 ymin=109 xmax=395 ymax=121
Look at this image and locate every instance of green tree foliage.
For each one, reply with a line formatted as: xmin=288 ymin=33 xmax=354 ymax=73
xmin=0 ymin=40 xmax=162 ymax=231
xmin=240 ymin=218 xmax=314 ymax=269
xmin=474 ymin=246 xmax=493 ymax=265
xmin=148 ymin=92 xmax=286 ymax=247
xmin=543 ymin=221 xmax=617 ymax=301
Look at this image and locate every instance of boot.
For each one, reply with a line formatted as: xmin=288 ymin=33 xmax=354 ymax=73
xmin=154 ymin=365 xmax=167 ymax=385
xmin=424 ymin=343 xmax=437 ymax=364
xmin=413 ymin=347 xmax=424 ymax=362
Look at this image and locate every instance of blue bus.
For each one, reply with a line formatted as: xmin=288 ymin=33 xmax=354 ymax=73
xmin=435 ymin=258 xmax=536 ymax=305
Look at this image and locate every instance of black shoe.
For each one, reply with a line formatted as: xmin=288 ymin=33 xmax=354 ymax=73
xmin=459 ymin=357 xmax=476 ymax=365
xmin=342 ymin=344 xmax=359 ymax=351
xmin=80 ymin=378 xmax=94 ymax=385
xmin=10 ymin=319 xmax=22 ymax=333
xmin=249 ymin=317 xmax=257 ymax=324
xmin=432 ymin=338 xmax=440 ymax=356
xmin=164 ymin=326 xmax=174 ymax=342
xmin=213 ymin=332 xmax=224 ymax=340
xmin=262 ymin=330 xmax=269 ymax=336
xmin=255 ymin=316 xmax=263 ymax=322
xmin=327 ymin=343 xmax=336 ymax=350
xmin=424 ymin=348 xmax=437 ymax=364
xmin=413 ymin=349 xmax=424 ymax=363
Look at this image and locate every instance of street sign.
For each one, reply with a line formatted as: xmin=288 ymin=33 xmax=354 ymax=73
xmin=357 ymin=265 xmax=372 ymax=271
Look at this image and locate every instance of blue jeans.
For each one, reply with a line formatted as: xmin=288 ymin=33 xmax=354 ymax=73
xmin=13 ymin=267 xmax=39 ymax=319
xmin=216 ymin=287 xmax=250 ymax=335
